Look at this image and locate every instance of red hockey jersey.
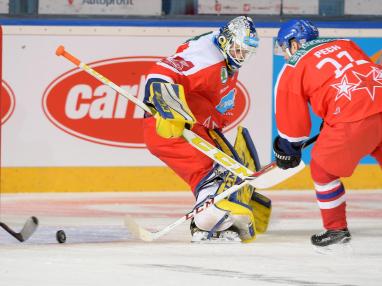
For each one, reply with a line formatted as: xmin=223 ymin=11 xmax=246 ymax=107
xmin=146 ymin=31 xmax=239 ymax=129
xmin=275 ymin=38 xmax=382 ymax=141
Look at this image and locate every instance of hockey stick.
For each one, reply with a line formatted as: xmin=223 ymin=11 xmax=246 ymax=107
xmin=0 ymin=216 xmax=39 ymax=242
xmin=55 ymin=46 xmax=305 ymax=189
xmin=124 ymin=180 xmax=248 ymax=241
xmin=124 ymin=134 xmax=318 ymax=241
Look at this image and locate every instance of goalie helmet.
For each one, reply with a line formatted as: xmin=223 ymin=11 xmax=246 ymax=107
xmin=215 ymin=16 xmax=259 ymax=71
xmin=275 ymin=19 xmax=319 ymax=56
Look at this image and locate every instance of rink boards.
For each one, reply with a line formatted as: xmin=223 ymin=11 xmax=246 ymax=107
xmin=0 ymin=23 xmax=381 ymax=192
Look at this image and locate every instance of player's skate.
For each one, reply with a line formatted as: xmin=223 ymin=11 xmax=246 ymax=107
xmin=311 ymin=228 xmax=352 ymax=254
xmin=190 ymin=220 xmax=241 ymax=243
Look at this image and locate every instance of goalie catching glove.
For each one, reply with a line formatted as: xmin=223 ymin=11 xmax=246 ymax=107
xmin=149 ymin=82 xmax=196 ymax=139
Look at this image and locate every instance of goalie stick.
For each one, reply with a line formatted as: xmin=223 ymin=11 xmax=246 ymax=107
xmin=124 ymin=134 xmax=318 ymax=242
xmin=55 ymin=46 xmax=307 ymax=189
xmin=0 ymin=216 xmax=39 ymax=242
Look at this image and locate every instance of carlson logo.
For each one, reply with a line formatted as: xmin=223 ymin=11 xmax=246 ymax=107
xmin=43 ymin=57 xmax=250 ymax=148
xmin=1 ymin=80 xmax=16 ymax=125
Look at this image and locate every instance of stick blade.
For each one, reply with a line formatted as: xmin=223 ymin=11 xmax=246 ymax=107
xmin=19 ymin=216 xmax=39 ymax=242
xmin=124 ymin=215 xmax=155 ymax=242
xmin=250 ymin=161 xmax=306 ymax=189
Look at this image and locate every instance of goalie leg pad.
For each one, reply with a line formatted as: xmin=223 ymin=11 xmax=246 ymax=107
xmin=214 ymin=170 xmax=256 ymax=243
xmin=193 ymin=127 xmax=272 ymax=242
xmin=193 ymin=186 xmax=233 ymax=233
xmin=234 ymin=126 xmax=261 ymax=172
xmin=234 ymin=126 xmax=272 ymax=234
xmin=193 ymin=163 xmax=256 ymax=242
xmin=210 ymin=127 xmax=272 ymax=234
xmin=249 ymin=191 xmax=272 ymax=234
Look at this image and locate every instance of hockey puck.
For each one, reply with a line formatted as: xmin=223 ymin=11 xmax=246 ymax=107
xmin=56 ymin=230 xmax=66 ymax=243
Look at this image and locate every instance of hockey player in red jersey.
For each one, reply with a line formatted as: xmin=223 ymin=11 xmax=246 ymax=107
xmin=143 ymin=16 xmax=271 ymax=242
xmin=273 ymin=19 xmax=382 ymax=248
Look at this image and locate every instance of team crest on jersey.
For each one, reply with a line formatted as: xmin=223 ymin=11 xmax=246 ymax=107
xmin=161 ymin=56 xmax=194 ymax=72
xmin=331 ymin=66 xmax=382 ymax=102
xmin=221 ymin=67 xmax=228 ymax=84
xmin=216 ymin=89 xmax=236 ymax=114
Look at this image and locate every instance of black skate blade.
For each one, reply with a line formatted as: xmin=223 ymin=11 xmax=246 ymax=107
xmin=313 ymin=238 xmax=353 ymax=255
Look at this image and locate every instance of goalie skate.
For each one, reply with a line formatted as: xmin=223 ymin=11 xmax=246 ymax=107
xmin=191 ymin=229 xmax=241 ymax=243
xmin=190 ymin=221 xmax=241 ymax=243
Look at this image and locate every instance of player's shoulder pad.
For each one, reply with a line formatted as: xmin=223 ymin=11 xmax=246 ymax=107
xmin=157 ymin=31 xmax=225 ymax=76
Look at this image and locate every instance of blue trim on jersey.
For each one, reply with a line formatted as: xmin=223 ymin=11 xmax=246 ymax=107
xmin=1 ymin=18 xmax=382 ymax=29
xmin=316 ymin=184 xmax=345 ymax=200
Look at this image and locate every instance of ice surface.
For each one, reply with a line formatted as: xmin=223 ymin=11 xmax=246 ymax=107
xmin=1 ymin=190 xmax=382 ymax=286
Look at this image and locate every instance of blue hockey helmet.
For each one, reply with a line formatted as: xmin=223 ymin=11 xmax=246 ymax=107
xmin=215 ymin=16 xmax=259 ymax=71
xmin=275 ymin=19 xmax=318 ymax=56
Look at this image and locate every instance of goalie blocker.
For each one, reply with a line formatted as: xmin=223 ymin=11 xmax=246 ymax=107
xmin=148 ymin=82 xmax=196 ymax=139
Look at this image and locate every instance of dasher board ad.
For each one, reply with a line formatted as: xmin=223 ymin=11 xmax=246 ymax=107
xmin=197 ymin=0 xmax=319 ymax=15
xmin=197 ymin=0 xmax=281 ymax=15
xmin=1 ymin=26 xmax=273 ymax=167
xmin=38 ymin=0 xmax=161 ymax=16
